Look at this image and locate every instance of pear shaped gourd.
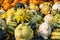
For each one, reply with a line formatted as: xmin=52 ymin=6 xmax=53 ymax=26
xmin=39 ymin=14 xmax=53 ymax=39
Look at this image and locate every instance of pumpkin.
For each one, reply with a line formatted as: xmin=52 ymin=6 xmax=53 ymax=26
xmin=0 ymin=0 xmax=3 ymax=4
xmin=52 ymin=2 xmax=60 ymax=11
xmin=3 ymin=0 xmax=11 ymax=3
xmin=30 ymin=0 xmax=45 ymax=5
xmin=53 ymin=0 xmax=60 ymax=3
xmin=2 ymin=3 xmax=12 ymax=10
xmin=15 ymin=23 xmax=33 ymax=40
xmin=11 ymin=0 xmax=21 ymax=6
xmin=20 ymin=0 xmax=29 ymax=4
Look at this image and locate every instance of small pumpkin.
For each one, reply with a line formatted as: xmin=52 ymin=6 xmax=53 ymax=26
xmin=2 ymin=3 xmax=12 ymax=10
xmin=3 ymin=0 xmax=12 ymax=4
xmin=11 ymin=0 xmax=21 ymax=6
xmin=20 ymin=0 xmax=29 ymax=4
xmin=0 ymin=0 xmax=3 ymax=4
xmin=30 ymin=0 xmax=45 ymax=5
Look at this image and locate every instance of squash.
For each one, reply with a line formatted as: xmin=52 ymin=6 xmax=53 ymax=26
xmin=0 ymin=0 xmax=3 ymax=4
xmin=29 ymin=0 xmax=45 ymax=5
xmin=29 ymin=3 xmax=39 ymax=11
xmin=15 ymin=23 xmax=33 ymax=40
xmin=2 ymin=3 xmax=12 ymax=10
xmin=52 ymin=2 xmax=60 ymax=11
xmin=5 ymin=8 xmax=16 ymax=25
xmin=11 ymin=0 xmax=21 ymax=6
xmin=20 ymin=0 xmax=29 ymax=4
xmin=40 ymin=2 xmax=52 ymax=15
xmin=3 ymin=0 xmax=12 ymax=3
xmin=14 ymin=8 xmax=30 ymax=23
xmin=0 ymin=18 xmax=6 ymax=30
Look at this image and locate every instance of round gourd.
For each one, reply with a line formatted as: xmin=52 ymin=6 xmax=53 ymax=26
xmin=15 ymin=24 xmax=33 ymax=40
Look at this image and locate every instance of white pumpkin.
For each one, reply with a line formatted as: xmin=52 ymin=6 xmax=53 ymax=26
xmin=52 ymin=2 xmax=60 ymax=11
xmin=39 ymin=14 xmax=53 ymax=39
xmin=39 ymin=21 xmax=51 ymax=39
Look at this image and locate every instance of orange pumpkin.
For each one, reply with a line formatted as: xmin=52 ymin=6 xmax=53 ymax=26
xmin=53 ymin=0 xmax=60 ymax=3
xmin=30 ymin=0 xmax=33 ymax=3
xmin=0 ymin=0 xmax=4 ymax=4
xmin=3 ymin=0 xmax=12 ymax=3
xmin=20 ymin=0 xmax=29 ymax=4
xmin=3 ymin=3 xmax=12 ymax=10
xmin=11 ymin=0 xmax=21 ymax=6
xmin=30 ymin=0 xmax=45 ymax=5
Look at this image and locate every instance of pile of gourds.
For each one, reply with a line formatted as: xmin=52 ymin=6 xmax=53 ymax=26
xmin=0 ymin=0 xmax=60 ymax=40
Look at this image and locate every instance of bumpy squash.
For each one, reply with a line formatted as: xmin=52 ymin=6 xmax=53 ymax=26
xmin=40 ymin=2 xmax=52 ymax=15
xmin=14 ymin=8 xmax=30 ymax=23
xmin=15 ymin=23 xmax=33 ymax=40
